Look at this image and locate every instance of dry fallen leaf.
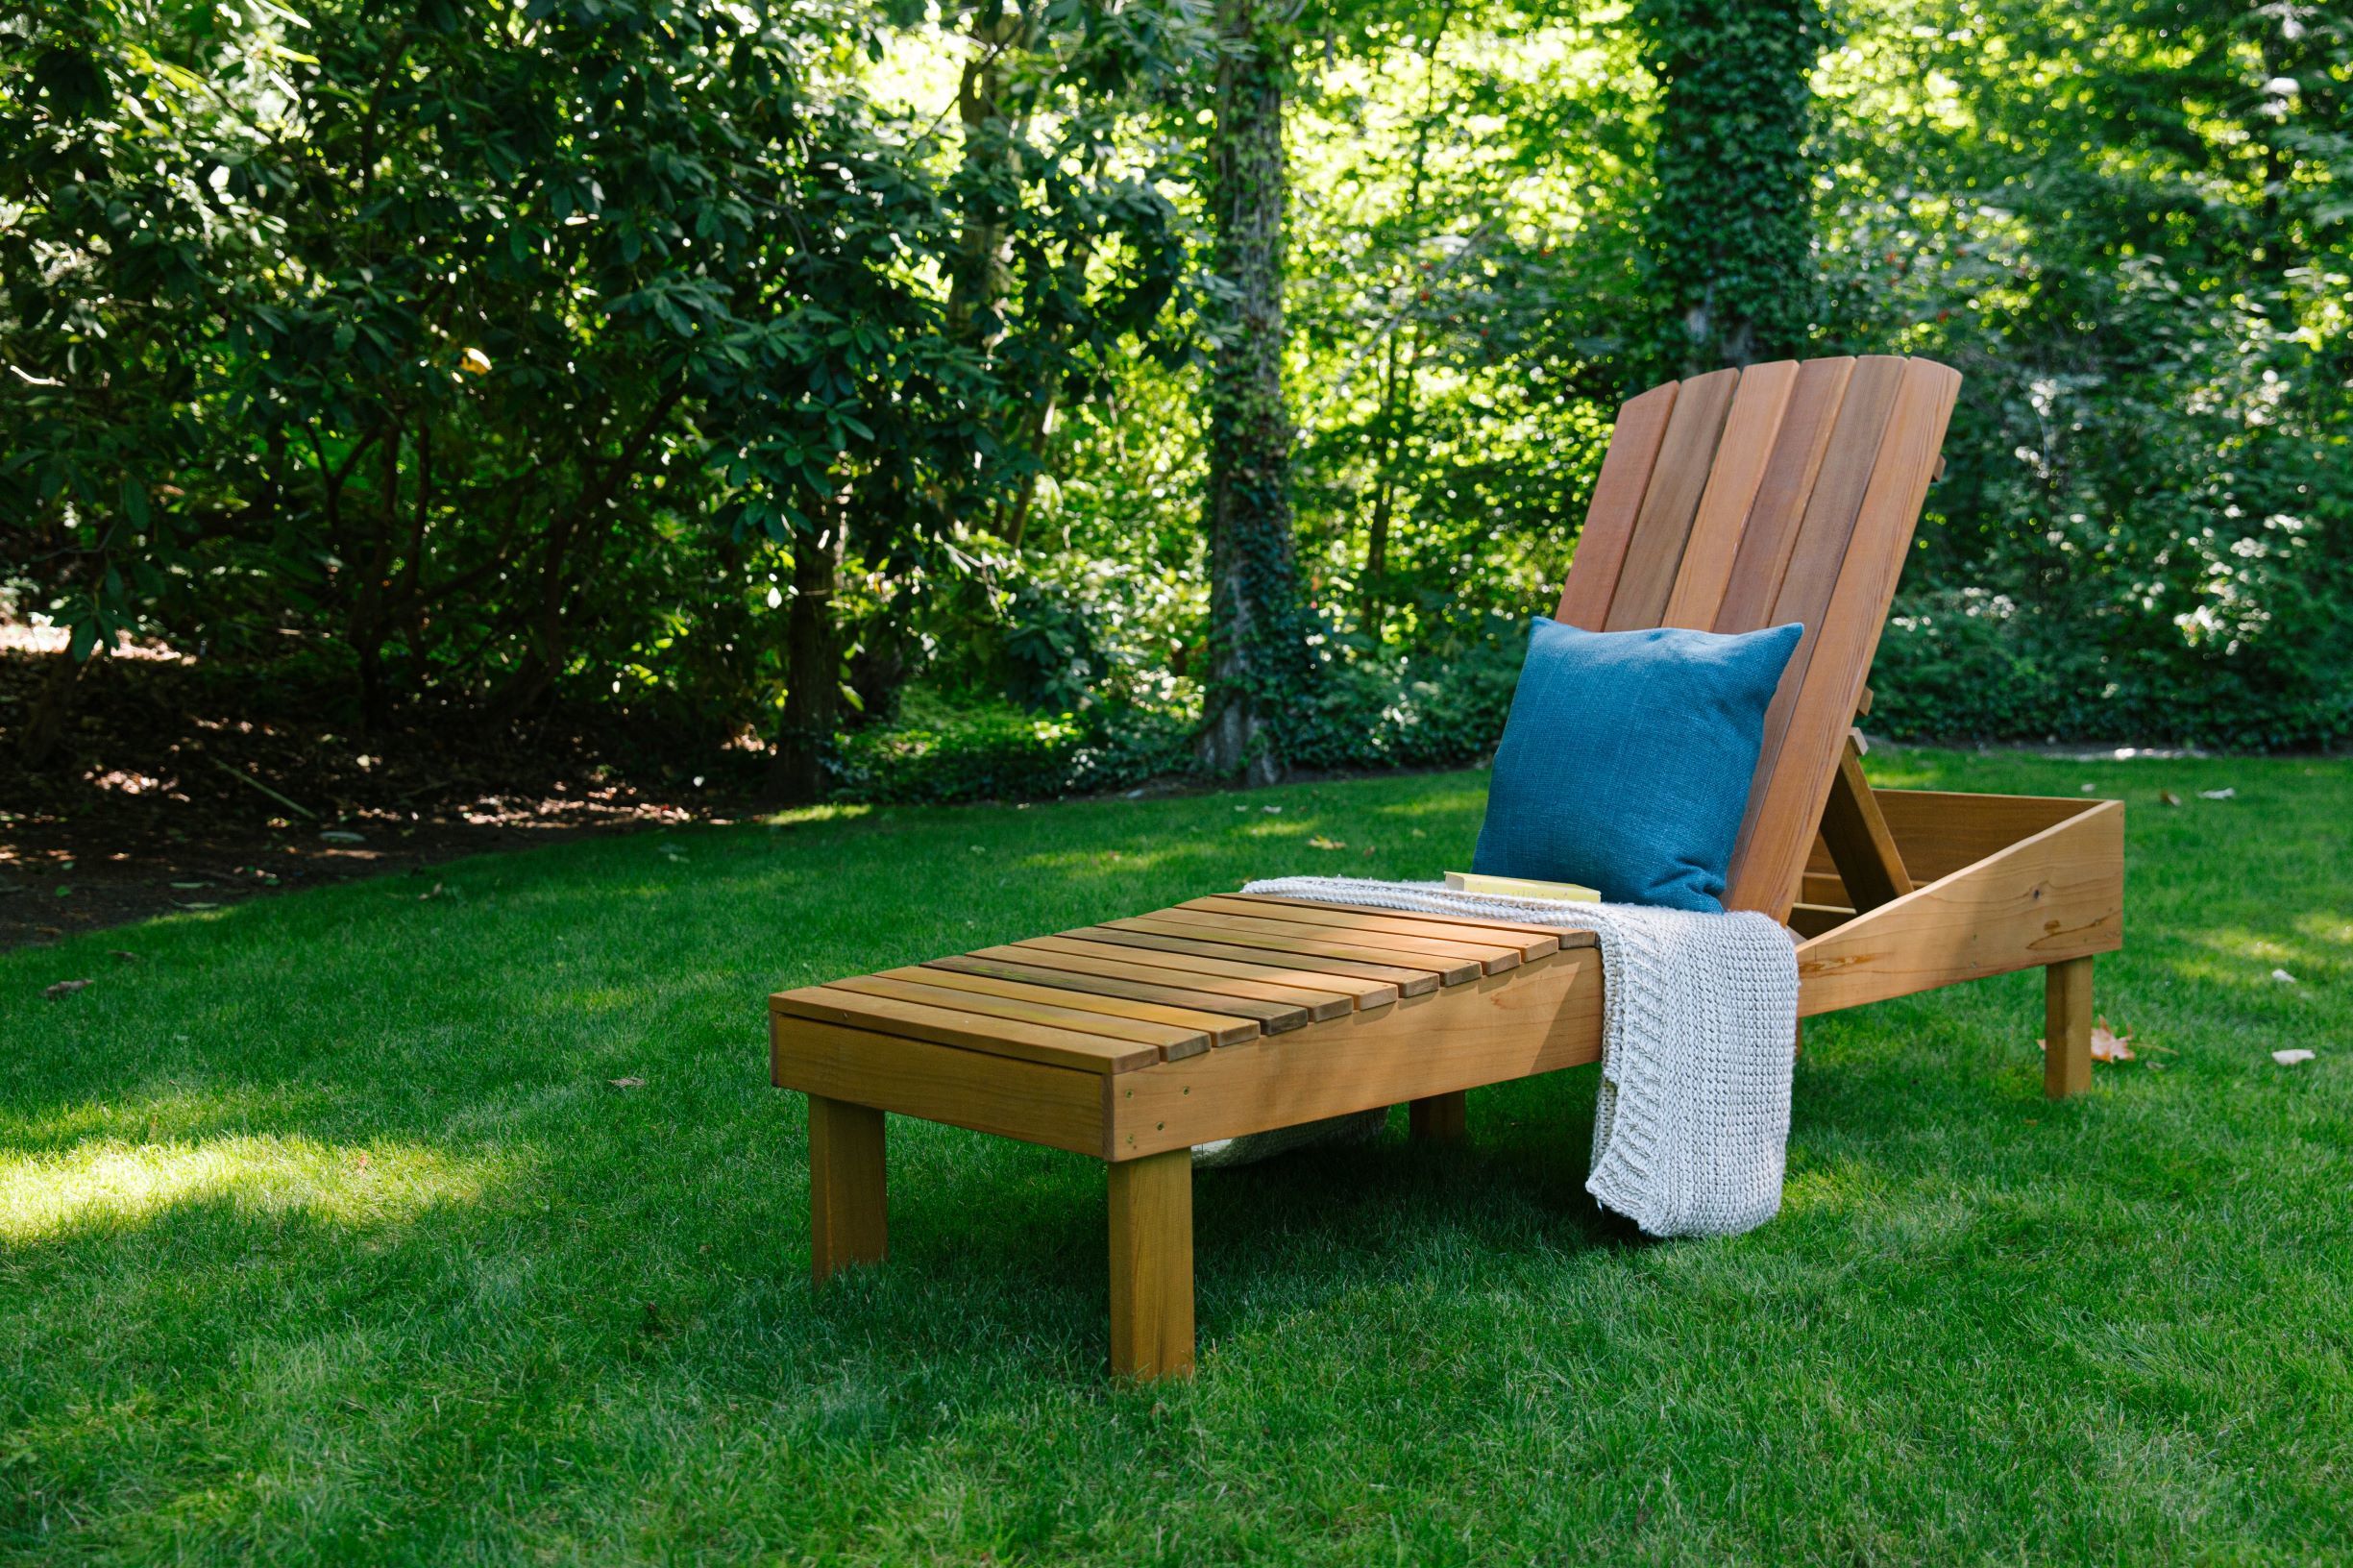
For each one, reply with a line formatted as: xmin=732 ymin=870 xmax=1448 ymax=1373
xmin=2158 ymin=790 xmax=2181 ymax=807
xmin=418 ymin=882 xmax=445 ymax=901
xmin=1307 ymin=835 xmax=1346 ymax=850
xmin=2272 ymin=968 xmax=2298 ymax=984
xmin=44 ymin=978 xmax=93 ymax=1000
xmin=1262 ymin=805 xmax=1283 ymax=814
xmin=2199 ymin=787 xmax=2237 ymax=800
xmin=2272 ymin=1048 xmax=2316 ymax=1066
xmin=609 ymin=1076 xmax=646 ymax=1090
xmin=108 ymin=949 xmax=140 ymax=963
xmin=2038 ymin=1016 xmax=2135 ymax=1062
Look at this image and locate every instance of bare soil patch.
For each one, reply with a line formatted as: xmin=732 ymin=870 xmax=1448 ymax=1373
xmin=2 ymin=649 xmax=756 ymax=951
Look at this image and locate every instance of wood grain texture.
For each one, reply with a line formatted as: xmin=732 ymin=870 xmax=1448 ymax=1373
xmin=808 ymin=1094 xmax=887 ymax=1286
xmin=1091 ymin=919 xmax=1467 ymax=988
xmin=1554 ymin=381 xmax=1680 ymax=628
xmin=879 ymin=964 xmax=1261 ymax=1046
xmin=1660 ymin=359 xmax=1801 ymax=628
xmin=772 ymin=983 xmax=1164 ymax=1073
xmin=1188 ymin=895 xmax=1561 ymax=960
xmin=1604 ymin=367 xmax=1743 ymax=630
xmin=1817 ymin=736 xmax=1914 ymax=913
xmin=771 ymin=1014 xmax=1107 ymax=1155
xmin=1225 ymin=894 xmax=1600 ymax=945
xmin=1140 ymin=905 xmax=1524 ymax=973
xmin=1728 ymin=357 xmax=1962 ymax=918
xmin=1108 ymin=1149 xmax=1194 ymax=1381
xmin=2044 ymin=956 xmax=2096 ymax=1099
xmin=926 ymin=952 xmax=1314 ymax=1033
xmin=1110 ymin=948 xmax=1605 ymax=1159
xmin=1788 ymin=901 xmax=1856 ymax=940
xmin=828 ymin=972 xmax=1214 ymax=1057
xmin=1008 ymin=935 xmax=1393 ymax=1011
xmin=1874 ymin=790 xmax=2092 ymax=885
xmin=1712 ymin=357 xmax=1858 ymax=631
xmin=1796 ymin=799 xmax=2122 ymax=1017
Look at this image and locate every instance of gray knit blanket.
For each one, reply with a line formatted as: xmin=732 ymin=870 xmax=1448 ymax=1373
xmin=1195 ymin=876 xmax=1798 ymax=1238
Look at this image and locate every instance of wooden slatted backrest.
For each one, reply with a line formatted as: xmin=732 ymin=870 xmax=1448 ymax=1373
xmin=1551 ymin=355 xmax=1961 ymax=921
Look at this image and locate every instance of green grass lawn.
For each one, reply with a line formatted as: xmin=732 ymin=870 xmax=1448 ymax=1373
xmin=5 ymin=748 xmax=2349 ymax=1565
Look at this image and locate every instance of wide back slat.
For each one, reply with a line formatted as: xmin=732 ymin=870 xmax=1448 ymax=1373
xmin=1658 ymin=360 xmax=1800 ymax=627
xmin=1553 ymin=380 xmax=1679 ymax=629
xmin=1550 ymin=355 xmax=1960 ymax=920
xmin=1707 ymin=357 xmax=1855 ymax=631
xmin=1601 ymin=368 xmax=1740 ymax=629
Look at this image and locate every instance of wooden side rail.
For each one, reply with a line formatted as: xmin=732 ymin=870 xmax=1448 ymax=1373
xmin=1797 ymin=797 xmax=2122 ymax=1017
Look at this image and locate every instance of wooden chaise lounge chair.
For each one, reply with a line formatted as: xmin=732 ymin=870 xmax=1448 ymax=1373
xmin=770 ymin=355 xmax=2125 ymax=1380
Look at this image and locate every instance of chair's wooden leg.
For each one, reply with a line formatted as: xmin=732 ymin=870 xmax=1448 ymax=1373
xmin=808 ymin=1095 xmax=887 ymax=1286
xmin=1409 ymin=1090 xmax=1467 ymax=1142
xmin=2044 ymin=956 xmax=2095 ymax=1100
xmin=1108 ymin=1149 xmax=1194 ymax=1381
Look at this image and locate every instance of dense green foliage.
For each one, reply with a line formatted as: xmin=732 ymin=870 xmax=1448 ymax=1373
xmin=1637 ymin=0 xmax=1824 ymax=373
xmin=6 ymin=750 xmax=2351 ymax=1561
xmin=5 ymin=0 xmax=2349 ymax=791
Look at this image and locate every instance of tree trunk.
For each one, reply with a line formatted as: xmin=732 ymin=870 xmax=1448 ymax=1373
xmin=1638 ymin=0 xmax=1821 ymax=376
xmin=1197 ymin=0 xmax=1304 ymax=787
xmin=1363 ymin=12 xmax=1450 ymax=636
xmin=769 ymin=517 xmax=847 ymax=804
xmin=945 ymin=6 xmax=1029 ymax=348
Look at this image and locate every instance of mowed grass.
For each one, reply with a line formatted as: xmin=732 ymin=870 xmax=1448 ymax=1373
xmin=4 ymin=748 xmax=2349 ymax=1565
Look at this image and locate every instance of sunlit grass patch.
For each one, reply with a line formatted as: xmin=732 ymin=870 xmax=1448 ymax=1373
xmin=1 ymin=1135 xmax=507 ymax=1245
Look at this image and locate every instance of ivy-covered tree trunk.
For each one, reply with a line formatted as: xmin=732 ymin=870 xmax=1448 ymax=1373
xmin=769 ymin=517 xmax=846 ymax=804
xmin=1637 ymin=0 xmax=1823 ymax=374
xmin=1198 ymin=0 xmax=1305 ymax=787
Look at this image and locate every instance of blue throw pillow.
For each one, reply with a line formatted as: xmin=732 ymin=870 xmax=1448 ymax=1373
xmin=1471 ymin=617 xmax=1805 ymax=912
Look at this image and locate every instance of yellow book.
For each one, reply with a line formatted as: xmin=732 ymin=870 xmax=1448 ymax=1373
xmin=1443 ymin=870 xmax=1601 ymax=903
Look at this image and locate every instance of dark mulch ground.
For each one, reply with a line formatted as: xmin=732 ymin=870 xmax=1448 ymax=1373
xmin=1 ymin=649 xmax=758 ymax=951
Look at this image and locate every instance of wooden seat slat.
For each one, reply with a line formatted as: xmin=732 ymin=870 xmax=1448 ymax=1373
xmin=772 ymin=985 xmax=1163 ymax=1073
xmin=1225 ymin=894 xmax=1603 ymax=946
xmin=927 ymin=953 xmax=1315 ymax=1033
xmin=1188 ymin=895 xmax=1563 ymax=960
xmin=887 ymin=964 xmax=1262 ymax=1045
xmin=1002 ymin=937 xmax=1385 ymax=1013
xmin=1067 ymin=927 xmax=1443 ymax=995
xmin=1100 ymin=916 xmax=1482 ymax=985
xmin=825 ymin=973 xmax=1213 ymax=1056
xmin=1142 ymin=906 xmax=1521 ymax=972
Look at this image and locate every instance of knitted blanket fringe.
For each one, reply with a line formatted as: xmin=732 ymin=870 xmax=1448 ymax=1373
xmin=1205 ymin=877 xmax=1798 ymax=1238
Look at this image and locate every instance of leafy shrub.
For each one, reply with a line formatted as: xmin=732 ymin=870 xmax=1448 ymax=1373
xmin=1275 ymin=615 xmax=1528 ymax=773
xmin=1870 ymin=589 xmax=2353 ymax=752
xmin=830 ymin=695 xmax=1192 ymax=805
